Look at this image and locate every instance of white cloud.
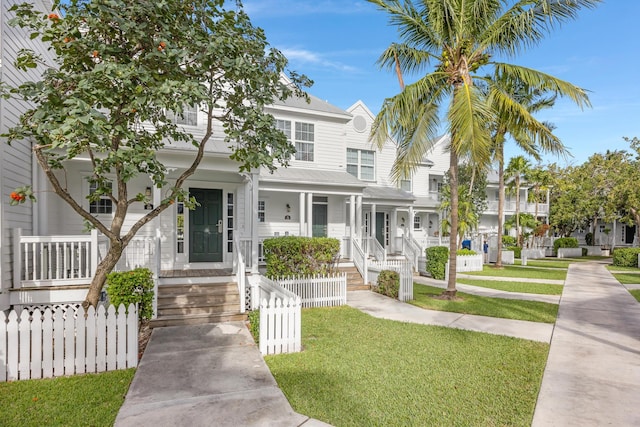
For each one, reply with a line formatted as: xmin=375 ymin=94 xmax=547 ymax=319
xmin=281 ymin=48 xmax=360 ymax=73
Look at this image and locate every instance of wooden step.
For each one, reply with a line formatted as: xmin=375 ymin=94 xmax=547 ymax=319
xmin=153 ymin=281 xmax=245 ymax=328
xmin=149 ymin=312 xmax=247 ymax=328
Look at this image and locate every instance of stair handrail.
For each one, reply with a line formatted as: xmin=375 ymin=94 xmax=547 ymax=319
xmin=233 ymin=232 xmax=246 ymax=314
xmin=351 ymin=237 xmax=368 ymax=286
xmin=370 ymin=236 xmax=387 ymax=263
xmin=402 ymin=234 xmax=422 ymax=271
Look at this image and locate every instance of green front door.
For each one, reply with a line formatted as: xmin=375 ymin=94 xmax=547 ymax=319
xmin=376 ymin=212 xmax=385 ymax=247
xmin=189 ymin=188 xmax=223 ymax=262
xmin=312 ymin=204 xmax=328 ymax=237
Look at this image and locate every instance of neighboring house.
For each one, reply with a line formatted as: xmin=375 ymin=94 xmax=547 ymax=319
xmin=1 ymin=0 xmax=56 ymax=310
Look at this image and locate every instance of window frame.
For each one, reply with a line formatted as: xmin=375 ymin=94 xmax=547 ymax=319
xmin=166 ymin=105 xmax=198 ymax=126
xmin=346 ymin=148 xmax=376 ymax=181
xmin=257 ymin=200 xmax=266 ymax=223
xmin=88 ymin=180 xmax=113 ymax=215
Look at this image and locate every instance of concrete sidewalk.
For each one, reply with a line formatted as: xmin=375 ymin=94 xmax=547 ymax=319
xmin=347 ymin=290 xmax=554 ymax=342
xmin=532 ymin=261 xmax=640 ymax=426
xmin=114 ymin=322 xmax=331 ymax=427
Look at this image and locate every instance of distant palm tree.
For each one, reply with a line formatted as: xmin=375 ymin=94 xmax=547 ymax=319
xmin=367 ymin=0 xmax=597 ymax=296
xmin=506 ymin=155 xmax=531 ymax=245
xmin=488 ymin=75 xmax=567 ymax=267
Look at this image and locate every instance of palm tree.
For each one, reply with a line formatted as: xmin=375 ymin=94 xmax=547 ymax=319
xmin=489 ymin=74 xmax=566 ymax=267
xmin=367 ymin=0 xmax=597 ymax=297
xmin=506 ymin=155 xmax=531 ymax=246
xmin=527 ymin=164 xmax=553 ymax=222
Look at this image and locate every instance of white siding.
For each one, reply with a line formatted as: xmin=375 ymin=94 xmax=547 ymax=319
xmin=1 ymin=0 xmax=55 ymax=291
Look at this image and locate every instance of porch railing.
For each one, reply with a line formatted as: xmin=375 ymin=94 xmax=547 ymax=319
xmin=232 ymin=235 xmax=246 ymax=314
xmin=370 ymin=237 xmax=387 ymax=262
xmin=13 ymin=229 xmax=99 ymax=287
xmin=351 ymin=237 xmax=368 ymax=286
xmin=13 ymin=228 xmax=157 ymax=288
xmin=402 ymin=234 xmax=422 ymax=271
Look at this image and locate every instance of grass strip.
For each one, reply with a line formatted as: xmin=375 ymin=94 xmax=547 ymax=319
xmin=410 ymin=283 xmax=558 ymax=323
xmin=606 ymin=265 xmax=640 ymax=273
xmin=629 ymin=290 xmax=640 ymax=303
xmin=611 ymin=273 xmax=640 ymax=285
xmin=0 ymin=368 xmax=135 ymax=427
xmin=464 ymin=265 xmax=567 ymax=281
xmin=456 ymin=278 xmax=563 ymax=295
xmin=514 ymin=259 xmax=570 ymax=269
xmin=266 ymin=306 xmax=549 ymax=427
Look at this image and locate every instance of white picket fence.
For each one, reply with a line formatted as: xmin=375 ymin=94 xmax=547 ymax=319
xmin=369 ymin=258 xmax=414 ymax=302
xmin=456 ymin=254 xmax=484 ymax=272
xmin=275 ymin=274 xmax=347 ymax=308
xmin=0 ymin=304 xmax=138 ymax=382
xmin=253 ymin=276 xmax=301 ymax=355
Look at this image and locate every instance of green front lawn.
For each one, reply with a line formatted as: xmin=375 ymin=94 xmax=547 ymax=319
xmin=607 ymin=265 xmax=640 ymax=272
xmin=629 ymin=290 xmax=640 ymax=303
xmin=612 ymin=273 xmax=640 ymax=285
xmin=456 ymin=278 xmax=563 ymax=295
xmin=0 ymin=369 xmax=135 ymax=427
xmin=266 ymin=306 xmax=549 ymax=427
xmin=464 ymin=265 xmax=567 ymax=281
xmin=411 ymin=283 xmax=558 ymax=323
xmin=514 ymin=259 xmax=570 ymax=269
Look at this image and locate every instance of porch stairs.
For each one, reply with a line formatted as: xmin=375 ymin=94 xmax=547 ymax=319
xmin=149 ymin=272 xmax=246 ymax=328
xmin=337 ymin=262 xmax=370 ymax=291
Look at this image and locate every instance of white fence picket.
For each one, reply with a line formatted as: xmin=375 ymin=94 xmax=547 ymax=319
xmin=0 ymin=303 xmax=137 ymax=382
xmin=277 ymin=274 xmax=347 ymax=308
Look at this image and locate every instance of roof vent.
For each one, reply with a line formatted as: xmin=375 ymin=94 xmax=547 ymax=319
xmin=353 ymin=115 xmax=367 ymax=133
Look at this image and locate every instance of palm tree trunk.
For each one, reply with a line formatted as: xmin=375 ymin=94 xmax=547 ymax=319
xmin=445 ymin=150 xmax=458 ymax=297
xmin=496 ymin=148 xmax=505 ymax=268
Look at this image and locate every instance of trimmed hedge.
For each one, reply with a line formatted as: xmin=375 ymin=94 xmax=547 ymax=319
xmin=612 ymin=247 xmax=640 ymax=268
xmin=106 ymin=268 xmax=154 ymax=321
xmin=375 ymin=270 xmax=400 ymax=299
xmin=426 ymin=246 xmax=449 ymax=280
xmin=263 ymin=236 xmax=340 ymax=278
xmin=553 ymin=237 xmax=578 ymax=255
xmin=457 ymin=248 xmax=477 ymax=256
xmin=502 ymin=235 xmax=516 ymax=247
xmin=506 ymin=246 xmax=522 ymax=259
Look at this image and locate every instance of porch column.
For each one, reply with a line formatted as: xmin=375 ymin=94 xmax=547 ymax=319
xmin=391 ymin=208 xmax=398 ymax=253
xmin=371 ymin=204 xmax=377 ymax=242
xmin=306 ymin=192 xmax=313 ymax=237
xmin=299 ymin=192 xmax=306 ymax=236
xmin=408 ymin=206 xmax=414 ymax=239
xmin=356 ymin=195 xmax=363 ymax=239
xmin=152 ymin=186 xmax=161 ymax=212
xmin=437 ymin=213 xmax=442 ymax=246
xmin=250 ymin=172 xmax=260 ymax=274
xmin=350 ymin=195 xmax=356 ymax=257
xmin=612 ymin=219 xmax=617 ymax=251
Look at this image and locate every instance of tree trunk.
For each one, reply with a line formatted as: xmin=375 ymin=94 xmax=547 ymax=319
xmin=445 ymin=150 xmax=458 ymax=297
xmin=496 ymin=148 xmax=505 ymax=268
xmin=515 ymin=177 xmax=521 ymax=246
xmin=82 ymin=241 xmax=125 ymax=309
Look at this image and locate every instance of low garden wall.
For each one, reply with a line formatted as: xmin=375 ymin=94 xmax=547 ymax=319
xmin=557 ymin=248 xmax=583 ymax=258
xmin=522 ymin=249 xmax=545 ymax=260
xmin=489 ymin=250 xmax=514 ymax=265
xmin=581 ymin=246 xmax=603 ymax=256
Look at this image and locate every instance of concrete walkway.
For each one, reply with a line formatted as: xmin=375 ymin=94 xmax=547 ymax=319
xmin=347 ymin=290 xmax=554 ymax=342
xmin=532 ymin=261 xmax=640 ymax=426
xmin=114 ymin=322 xmax=331 ymax=427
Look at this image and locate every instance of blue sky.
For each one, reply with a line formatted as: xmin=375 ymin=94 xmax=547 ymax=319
xmin=244 ymin=0 xmax=639 ymax=168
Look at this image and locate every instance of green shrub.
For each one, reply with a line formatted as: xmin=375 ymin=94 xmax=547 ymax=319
xmin=553 ymin=237 xmax=579 ymax=255
xmin=582 ymin=247 xmax=588 ymax=256
xmin=263 ymin=236 xmax=340 ymax=278
xmin=106 ymin=268 xmax=154 ymax=321
xmin=505 ymin=246 xmax=522 ymax=258
xmin=612 ymin=247 xmax=640 ymax=268
xmin=374 ymin=270 xmax=400 ymax=299
xmin=426 ymin=246 xmax=449 ymax=280
xmin=502 ymin=235 xmax=516 ymax=247
xmin=247 ymin=310 xmax=260 ymax=343
xmin=585 ymin=232 xmax=594 ymax=246
xmin=457 ymin=248 xmax=477 ymax=256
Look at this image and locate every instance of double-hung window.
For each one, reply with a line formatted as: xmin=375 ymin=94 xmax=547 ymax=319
xmin=257 ymin=200 xmax=265 ymax=223
xmin=167 ymin=105 xmax=198 ymax=126
xmin=89 ymin=181 xmax=113 ymax=214
xmin=400 ymin=179 xmax=412 ymax=192
xmin=276 ymin=120 xmax=314 ymax=162
xmin=347 ymin=148 xmax=375 ymax=181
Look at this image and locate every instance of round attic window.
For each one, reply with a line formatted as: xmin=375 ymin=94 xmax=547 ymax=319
xmin=353 ymin=115 xmax=367 ymax=133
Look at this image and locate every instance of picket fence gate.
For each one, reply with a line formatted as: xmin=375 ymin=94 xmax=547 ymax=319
xmin=259 ymin=296 xmax=301 ymax=355
xmin=276 ymin=273 xmax=347 ymax=308
xmin=0 ymin=304 xmax=138 ymax=382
